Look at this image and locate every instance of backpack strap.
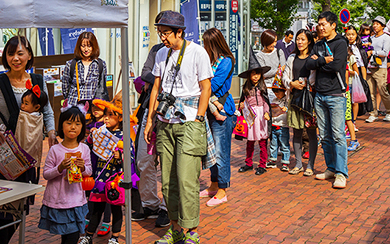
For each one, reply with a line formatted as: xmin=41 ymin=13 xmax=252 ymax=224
xmin=69 ymin=58 xmax=77 ymax=82
xmin=97 ymin=58 xmax=103 ymax=81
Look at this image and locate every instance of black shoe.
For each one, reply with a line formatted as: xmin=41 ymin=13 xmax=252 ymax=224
xmin=238 ymin=165 xmax=253 ymax=172
xmin=131 ymin=207 xmax=159 ymax=221
xmin=255 ymin=167 xmax=267 ymax=175
xmin=378 ymin=110 xmax=387 ymax=116
xmin=155 ymin=209 xmax=170 ymax=227
xmin=266 ymin=160 xmax=277 ymax=168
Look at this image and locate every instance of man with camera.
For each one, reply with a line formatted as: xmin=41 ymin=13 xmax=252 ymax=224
xmin=365 ymin=16 xmax=390 ymax=123
xmin=144 ymin=11 xmax=213 ymax=244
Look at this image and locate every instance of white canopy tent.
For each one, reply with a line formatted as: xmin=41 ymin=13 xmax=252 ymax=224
xmin=0 ymin=1 xmax=133 ymax=243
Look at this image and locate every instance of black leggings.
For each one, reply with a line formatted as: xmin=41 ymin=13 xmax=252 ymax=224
xmin=61 ymin=231 xmax=80 ymax=244
xmin=87 ymin=202 xmax=122 ymax=234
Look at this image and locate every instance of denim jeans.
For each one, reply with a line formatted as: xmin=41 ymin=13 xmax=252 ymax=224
xmin=269 ymin=126 xmax=290 ymax=164
xmin=314 ymin=93 xmax=348 ymax=177
xmin=209 ymin=111 xmax=236 ymax=188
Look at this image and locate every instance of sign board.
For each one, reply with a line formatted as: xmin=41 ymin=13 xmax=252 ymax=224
xmin=339 ymin=9 xmax=350 ymax=24
xmin=231 ymin=0 xmax=238 ymax=13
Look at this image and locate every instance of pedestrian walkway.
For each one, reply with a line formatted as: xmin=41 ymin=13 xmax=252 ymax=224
xmin=10 ymin=115 xmax=390 ymax=243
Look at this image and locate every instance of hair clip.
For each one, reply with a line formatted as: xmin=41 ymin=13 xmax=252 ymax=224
xmin=60 ymin=99 xmax=89 ymax=116
xmin=25 ymin=79 xmax=41 ymax=98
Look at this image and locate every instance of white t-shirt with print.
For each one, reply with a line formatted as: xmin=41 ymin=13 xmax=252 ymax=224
xmin=152 ymin=41 xmax=214 ymax=122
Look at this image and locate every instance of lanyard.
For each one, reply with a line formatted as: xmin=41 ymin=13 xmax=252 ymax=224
xmin=162 ymin=39 xmax=187 ymax=95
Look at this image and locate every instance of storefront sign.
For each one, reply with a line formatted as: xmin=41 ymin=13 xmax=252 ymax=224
xmin=231 ymin=0 xmax=238 ymax=13
xmin=229 ymin=4 xmax=239 ymax=75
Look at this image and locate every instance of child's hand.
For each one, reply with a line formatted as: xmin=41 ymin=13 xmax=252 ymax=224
xmin=264 ymin=112 xmax=270 ymax=121
xmin=240 ymin=102 xmax=245 ymax=110
xmin=114 ymin=150 xmax=121 ymax=160
xmin=74 ymin=158 xmax=85 ymax=172
xmin=58 ymin=158 xmax=71 ymax=173
xmin=281 ymin=107 xmax=287 ymax=112
xmin=90 ymin=128 xmax=97 ymax=133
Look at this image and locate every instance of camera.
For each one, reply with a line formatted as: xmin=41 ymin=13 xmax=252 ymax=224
xmin=156 ymin=92 xmax=176 ymax=116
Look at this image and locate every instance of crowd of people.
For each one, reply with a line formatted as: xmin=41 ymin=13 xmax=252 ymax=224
xmin=0 ymin=9 xmax=389 ymax=244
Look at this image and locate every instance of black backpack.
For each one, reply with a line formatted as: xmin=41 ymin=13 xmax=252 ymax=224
xmin=69 ymin=58 xmax=109 ymax=101
xmin=0 ymin=73 xmax=43 ymax=134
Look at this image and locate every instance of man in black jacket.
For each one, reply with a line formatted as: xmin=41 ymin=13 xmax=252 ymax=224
xmin=306 ymin=11 xmax=348 ymax=189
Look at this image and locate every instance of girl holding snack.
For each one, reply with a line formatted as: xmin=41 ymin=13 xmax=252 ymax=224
xmin=38 ymin=103 xmax=92 ymax=244
xmin=237 ymin=49 xmax=271 ymax=176
xmin=79 ymin=92 xmax=125 ymax=244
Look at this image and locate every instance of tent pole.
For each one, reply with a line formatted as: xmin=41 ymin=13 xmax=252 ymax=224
xmin=121 ymin=26 xmax=132 ymax=244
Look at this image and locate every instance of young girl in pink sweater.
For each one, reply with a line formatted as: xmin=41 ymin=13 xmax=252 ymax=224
xmin=38 ymin=104 xmax=92 ymax=244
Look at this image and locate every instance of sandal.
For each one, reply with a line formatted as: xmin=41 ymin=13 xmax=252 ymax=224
xmin=303 ymin=169 xmax=314 ymax=177
xmin=289 ymin=167 xmax=303 ymax=175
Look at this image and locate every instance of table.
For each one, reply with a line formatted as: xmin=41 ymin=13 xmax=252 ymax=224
xmin=0 ymin=180 xmax=45 ymax=244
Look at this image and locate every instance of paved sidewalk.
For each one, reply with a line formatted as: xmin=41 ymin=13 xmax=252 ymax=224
xmin=10 ymin=115 xmax=390 ymax=243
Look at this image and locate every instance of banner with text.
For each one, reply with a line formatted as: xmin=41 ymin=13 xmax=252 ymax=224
xmin=181 ymin=0 xmax=200 ymax=44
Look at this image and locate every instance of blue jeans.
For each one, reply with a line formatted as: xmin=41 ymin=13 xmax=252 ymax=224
xmin=209 ymin=111 xmax=236 ymax=188
xmin=314 ymin=93 xmax=348 ymax=177
xmin=269 ymin=126 xmax=290 ymax=164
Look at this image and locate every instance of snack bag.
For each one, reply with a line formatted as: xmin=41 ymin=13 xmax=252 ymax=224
xmin=65 ymin=152 xmax=82 ymax=184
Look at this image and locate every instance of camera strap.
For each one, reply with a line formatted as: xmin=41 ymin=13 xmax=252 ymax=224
xmin=161 ymin=39 xmax=187 ymax=95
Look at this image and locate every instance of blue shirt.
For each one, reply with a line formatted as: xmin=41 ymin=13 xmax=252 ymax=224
xmin=211 ymin=57 xmax=236 ymax=116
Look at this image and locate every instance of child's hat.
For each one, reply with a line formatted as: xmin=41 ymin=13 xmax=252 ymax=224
xmin=93 ymin=91 xmax=123 ymax=114
xmin=271 ymin=71 xmax=286 ymax=90
xmin=238 ymin=46 xmax=271 ymax=79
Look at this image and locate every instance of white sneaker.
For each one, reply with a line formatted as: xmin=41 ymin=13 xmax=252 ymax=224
xmin=365 ymin=116 xmax=378 ymax=123
xmin=333 ymin=174 xmax=347 ymax=189
xmin=383 ymin=114 xmax=390 ymax=122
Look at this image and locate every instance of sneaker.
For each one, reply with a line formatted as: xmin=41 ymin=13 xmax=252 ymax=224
xmin=155 ymin=209 xmax=170 ymax=227
xmin=365 ymin=115 xmax=378 ymax=123
xmin=238 ymin=165 xmax=253 ymax=172
xmin=384 ymin=114 xmax=390 ymax=122
xmin=302 ymin=151 xmax=309 ymax=159
xmin=131 ymin=207 xmax=159 ymax=221
xmin=315 ymin=170 xmax=335 ymax=180
xmin=353 ymin=123 xmax=358 ymax=132
xmin=97 ymin=223 xmax=111 ymax=236
xmin=78 ymin=236 xmax=92 ymax=244
xmin=281 ymin=164 xmax=289 ymax=171
xmin=155 ymin=226 xmax=185 ymax=244
xmin=348 ymin=140 xmax=360 ymax=151
xmin=185 ymin=231 xmax=200 ymax=244
xmin=333 ymin=174 xmax=347 ymax=189
xmin=266 ymin=160 xmax=277 ymax=168
xmin=345 ymin=131 xmax=351 ymax=140
xmin=108 ymin=237 xmax=119 ymax=244
xmin=255 ymin=167 xmax=267 ymax=175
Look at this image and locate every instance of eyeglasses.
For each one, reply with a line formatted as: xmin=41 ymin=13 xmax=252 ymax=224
xmin=157 ymin=31 xmax=173 ymax=38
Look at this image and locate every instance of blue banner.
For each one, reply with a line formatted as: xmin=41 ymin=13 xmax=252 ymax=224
xmin=60 ymin=28 xmax=92 ymax=54
xmin=181 ymin=0 xmax=200 ymax=44
xmin=37 ymin=28 xmax=55 ymax=56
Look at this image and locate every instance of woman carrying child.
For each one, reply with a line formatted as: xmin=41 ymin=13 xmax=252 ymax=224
xmin=38 ymin=103 xmax=92 ymax=244
xmin=283 ymin=29 xmax=318 ymax=176
xmin=237 ymin=48 xmax=271 ymax=176
xmin=199 ymin=28 xmax=237 ymax=206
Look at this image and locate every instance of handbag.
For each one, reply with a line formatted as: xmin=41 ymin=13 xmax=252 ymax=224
xmin=370 ymin=55 xmax=382 ymax=67
xmin=290 ymin=81 xmax=314 ymax=117
xmin=233 ymin=115 xmax=248 ymax=140
xmin=351 ymin=74 xmax=367 ymax=103
xmin=105 ymin=172 xmax=125 ymax=206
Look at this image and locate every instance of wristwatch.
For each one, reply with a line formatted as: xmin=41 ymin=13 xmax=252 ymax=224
xmin=195 ymin=115 xmax=205 ymax=122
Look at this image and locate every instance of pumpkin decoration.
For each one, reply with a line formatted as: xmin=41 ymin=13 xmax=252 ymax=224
xmin=82 ymin=177 xmax=95 ymax=191
xmin=233 ymin=115 xmax=248 ymax=140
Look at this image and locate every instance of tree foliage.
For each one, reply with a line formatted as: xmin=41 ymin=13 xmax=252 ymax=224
xmin=313 ymin=0 xmax=366 ymax=32
xmin=367 ymin=0 xmax=390 ymax=21
xmin=251 ymin=0 xmax=300 ymax=38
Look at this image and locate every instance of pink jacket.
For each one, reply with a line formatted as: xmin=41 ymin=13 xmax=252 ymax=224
xmin=42 ymin=143 xmax=92 ymax=209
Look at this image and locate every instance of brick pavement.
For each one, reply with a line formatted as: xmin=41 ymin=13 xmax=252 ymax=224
xmin=9 ymin=114 xmax=390 ymax=243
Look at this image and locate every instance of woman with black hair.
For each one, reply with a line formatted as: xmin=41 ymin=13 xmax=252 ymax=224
xmin=283 ymin=29 xmax=318 ymax=176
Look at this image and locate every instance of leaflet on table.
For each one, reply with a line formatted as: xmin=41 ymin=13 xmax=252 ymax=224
xmin=0 ymin=131 xmax=36 ymax=180
xmin=242 ymin=100 xmax=257 ymax=127
xmin=0 ymin=187 xmax=12 ymax=194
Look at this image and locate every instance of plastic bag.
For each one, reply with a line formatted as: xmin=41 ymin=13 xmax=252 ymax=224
xmin=352 ymin=74 xmax=367 ymax=104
